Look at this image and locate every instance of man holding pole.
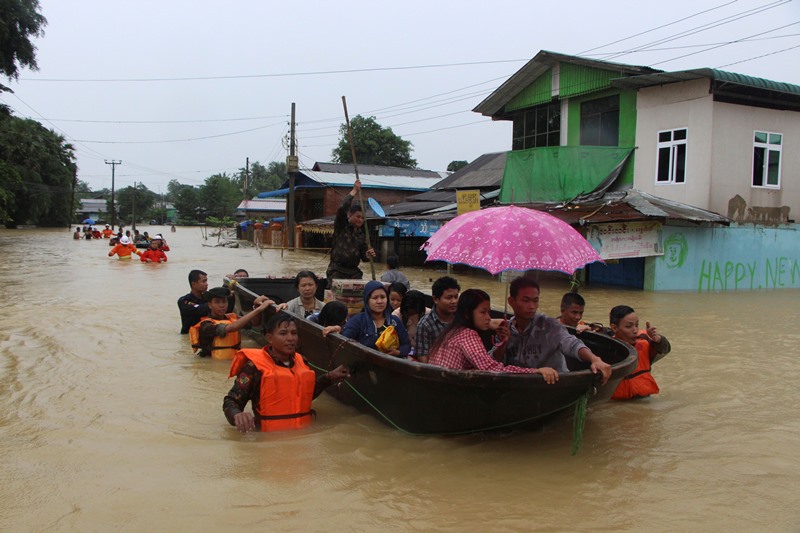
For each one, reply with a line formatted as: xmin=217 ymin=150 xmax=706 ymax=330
xmin=326 ymin=179 xmax=376 ymax=287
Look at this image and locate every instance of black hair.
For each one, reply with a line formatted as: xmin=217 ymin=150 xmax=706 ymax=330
xmin=188 ymin=270 xmax=207 ymax=284
xmin=318 ymin=301 xmax=348 ymax=328
xmin=431 ymin=276 xmax=460 ymax=299
xmin=264 ymin=311 xmax=297 ymax=334
xmin=609 ymin=305 xmax=636 ymax=326
xmin=348 ymin=202 xmax=363 ymax=215
xmin=400 ymin=290 xmax=427 ymax=327
xmin=294 ymin=270 xmax=319 ymax=289
xmin=234 ymin=268 xmax=249 ymax=277
xmin=509 ymin=277 xmax=540 ymax=298
xmin=386 ymin=254 xmax=400 ymax=270
xmin=430 ymin=289 xmax=490 ymax=355
xmin=560 ymin=292 xmax=586 ymax=310
xmin=389 ymin=282 xmax=408 ymax=298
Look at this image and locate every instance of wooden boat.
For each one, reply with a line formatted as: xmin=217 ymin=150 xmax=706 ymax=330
xmin=228 ymin=277 xmax=638 ymax=436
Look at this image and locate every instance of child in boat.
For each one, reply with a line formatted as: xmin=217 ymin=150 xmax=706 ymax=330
xmin=428 ymin=289 xmax=552 ymax=377
xmin=324 ymin=280 xmax=411 ymax=358
xmin=609 ymin=305 xmax=671 ymax=400
xmin=310 ymin=301 xmax=349 ymax=328
xmin=393 ymin=289 xmax=429 ymax=350
xmin=387 ymin=282 xmax=407 ymax=313
xmin=558 ymin=292 xmax=606 ymax=333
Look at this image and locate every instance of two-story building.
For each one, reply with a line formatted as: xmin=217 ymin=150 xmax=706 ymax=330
xmin=473 ymin=50 xmax=799 ymax=291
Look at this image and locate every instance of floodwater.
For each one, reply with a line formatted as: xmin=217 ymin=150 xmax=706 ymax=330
xmin=1 ymin=227 xmax=798 ymax=532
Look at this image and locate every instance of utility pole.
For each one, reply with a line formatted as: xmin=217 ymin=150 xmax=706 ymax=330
xmin=132 ymin=181 xmax=136 ymax=231
xmin=244 ymin=157 xmax=250 ymax=203
xmin=287 ymin=103 xmax=298 ymax=249
xmin=105 ymin=160 xmax=121 ymax=229
xmin=69 ymin=167 xmax=77 ymax=230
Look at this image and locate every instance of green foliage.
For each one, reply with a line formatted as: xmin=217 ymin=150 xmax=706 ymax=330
xmin=199 ymin=173 xmax=240 ymax=219
xmin=206 ymin=215 xmax=235 ymax=227
xmin=116 ymin=182 xmax=155 ymax=224
xmin=447 ymin=160 xmax=468 ymax=172
xmin=331 ymin=115 xmax=417 ymax=168
xmin=0 ymin=105 xmax=77 ymax=227
xmin=235 ymin=160 xmax=287 ymax=196
xmin=174 ymin=184 xmax=199 ymax=220
xmin=0 ymin=0 xmax=47 ymax=80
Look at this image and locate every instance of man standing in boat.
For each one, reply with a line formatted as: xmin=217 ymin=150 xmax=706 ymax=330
xmin=414 ymin=276 xmax=460 ymax=363
xmin=494 ymin=278 xmax=611 ymax=384
xmin=325 ymin=179 xmax=376 ymax=287
xmin=178 ymin=270 xmax=209 ymax=334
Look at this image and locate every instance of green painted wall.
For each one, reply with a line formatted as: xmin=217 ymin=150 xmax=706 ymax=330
xmin=566 ymin=87 xmax=637 ymax=185
xmin=506 ymin=69 xmax=552 ymax=112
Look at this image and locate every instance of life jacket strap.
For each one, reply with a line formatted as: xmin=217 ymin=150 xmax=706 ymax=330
xmin=260 ymin=409 xmax=316 ymax=421
xmin=624 ymin=369 xmax=651 ymax=380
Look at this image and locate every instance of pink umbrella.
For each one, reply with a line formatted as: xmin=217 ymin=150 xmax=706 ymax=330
xmin=420 ymin=205 xmax=602 ymax=275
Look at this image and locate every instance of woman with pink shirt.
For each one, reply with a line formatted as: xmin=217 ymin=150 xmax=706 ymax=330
xmin=428 ymin=289 xmax=558 ymax=382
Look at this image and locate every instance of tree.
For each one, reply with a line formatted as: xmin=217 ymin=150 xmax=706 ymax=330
xmin=116 ymin=183 xmax=155 ymax=224
xmin=199 ymin=173 xmax=240 ymax=219
xmin=0 ymin=0 xmax=47 ymax=84
xmin=0 ymin=105 xmax=77 ymax=227
xmin=447 ymin=160 xmax=468 ymax=172
xmin=331 ymin=115 xmax=416 ymax=168
xmin=235 ymin=160 xmax=287 ymax=197
xmin=174 ymin=184 xmax=199 ymax=221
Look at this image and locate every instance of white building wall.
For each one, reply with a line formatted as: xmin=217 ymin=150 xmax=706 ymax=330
xmin=709 ymin=101 xmax=800 ymax=221
xmin=632 ymin=78 xmax=715 ymax=208
xmin=633 ymin=77 xmax=800 ymax=223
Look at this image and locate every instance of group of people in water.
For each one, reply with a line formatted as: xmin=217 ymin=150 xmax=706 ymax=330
xmin=175 ymin=179 xmax=670 ymax=433
xmin=176 ymin=265 xmax=670 ymax=434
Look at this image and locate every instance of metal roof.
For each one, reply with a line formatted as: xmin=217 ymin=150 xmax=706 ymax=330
xmin=237 ymin=199 xmax=286 ymax=211
xmin=312 ymin=162 xmax=442 ymax=179
xmin=473 ymin=50 xmax=659 ymax=117
xmin=297 ymin=168 xmax=441 ymax=191
xmin=431 ymin=152 xmax=507 ymax=189
xmin=515 ymin=189 xmax=730 ymax=225
xmin=611 ymin=68 xmax=800 ymax=111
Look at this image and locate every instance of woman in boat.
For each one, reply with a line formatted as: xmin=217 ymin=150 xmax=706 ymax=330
xmin=393 ymin=289 xmax=428 ymax=350
xmin=326 ymin=280 xmax=411 ymax=358
xmin=223 ymin=312 xmax=350 ymax=433
xmin=609 ymin=305 xmax=671 ymax=400
xmin=387 ymin=282 xmax=407 ymax=313
xmin=277 ymin=271 xmax=324 ymax=318
xmin=428 ymin=289 xmax=553 ymax=378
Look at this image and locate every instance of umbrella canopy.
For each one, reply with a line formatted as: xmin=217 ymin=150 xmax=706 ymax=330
xmin=420 ymin=205 xmax=602 ymax=275
xmin=82 ymin=218 xmax=95 ymax=225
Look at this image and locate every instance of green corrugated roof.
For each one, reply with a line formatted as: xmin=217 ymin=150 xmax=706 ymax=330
xmin=706 ymin=69 xmax=800 ymax=96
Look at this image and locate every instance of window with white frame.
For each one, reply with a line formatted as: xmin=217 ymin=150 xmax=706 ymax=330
xmin=752 ymin=131 xmax=782 ymax=188
xmin=655 ymin=128 xmax=687 ymax=184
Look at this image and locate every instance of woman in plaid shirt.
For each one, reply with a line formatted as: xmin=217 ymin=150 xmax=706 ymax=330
xmin=428 ymin=289 xmax=557 ymax=381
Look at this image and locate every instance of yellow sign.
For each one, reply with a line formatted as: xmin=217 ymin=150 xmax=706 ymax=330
xmin=456 ymin=189 xmax=481 ymax=215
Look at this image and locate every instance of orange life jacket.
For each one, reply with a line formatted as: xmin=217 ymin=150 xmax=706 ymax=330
xmin=189 ymin=314 xmax=241 ymax=360
xmin=229 ymin=348 xmax=316 ymax=432
xmin=611 ymin=330 xmax=659 ymax=400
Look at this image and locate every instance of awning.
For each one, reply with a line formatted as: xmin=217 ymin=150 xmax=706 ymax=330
xmin=256 ymin=188 xmax=290 ymax=198
xmin=500 ymin=146 xmax=633 ymax=204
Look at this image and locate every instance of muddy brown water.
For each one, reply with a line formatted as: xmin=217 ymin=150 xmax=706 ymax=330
xmin=1 ymin=227 xmax=797 ymax=532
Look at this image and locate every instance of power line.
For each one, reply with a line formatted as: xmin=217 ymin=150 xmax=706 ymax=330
xmin=72 ymin=120 xmax=287 ymax=144
xmin=588 ymin=32 xmax=800 ymax=55
xmin=20 ymin=58 xmax=528 ymax=83
xmin=716 ymin=42 xmax=800 ymax=67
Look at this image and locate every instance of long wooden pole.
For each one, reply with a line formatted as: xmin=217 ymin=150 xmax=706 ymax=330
xmin=341 ymin=96 xmax=376 ymax=280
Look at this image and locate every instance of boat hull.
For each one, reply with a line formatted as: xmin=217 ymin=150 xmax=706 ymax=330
xmin=231 ymin=277 xmax=638 ymax=435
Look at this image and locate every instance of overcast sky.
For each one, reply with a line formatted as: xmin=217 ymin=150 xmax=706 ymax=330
xmin=3 ymin=0 xmax=798 ymax=192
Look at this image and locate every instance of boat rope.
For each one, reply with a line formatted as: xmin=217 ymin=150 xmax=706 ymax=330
xmin=306 ymin=359 xmax=594 ymax=449
xmin=571 ymin=386 xmax=592 ymax=456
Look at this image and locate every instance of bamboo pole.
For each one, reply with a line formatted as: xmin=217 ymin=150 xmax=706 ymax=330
xmin=341 ymin=96 xmax=376 ymax=280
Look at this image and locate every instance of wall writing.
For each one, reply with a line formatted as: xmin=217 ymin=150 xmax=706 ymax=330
xmin=698 ymin=256 xmax=800 ymax=291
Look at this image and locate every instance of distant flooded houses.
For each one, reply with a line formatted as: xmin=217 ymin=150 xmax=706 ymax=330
xmin=255 ymin=50 xmax=799 ymax=292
